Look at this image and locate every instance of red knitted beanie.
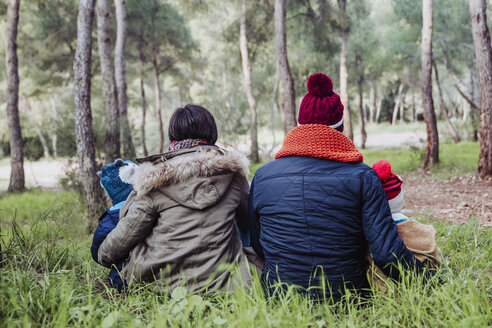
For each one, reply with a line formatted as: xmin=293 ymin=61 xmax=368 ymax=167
xmin=298 ymin=73 xmax=344 ymax=130
xmin=372 ymin=160 xmax=402 ymax=200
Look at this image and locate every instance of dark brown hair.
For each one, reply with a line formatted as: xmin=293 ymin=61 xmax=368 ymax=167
xmin=168 ymin=104 xmax=218 ymax=145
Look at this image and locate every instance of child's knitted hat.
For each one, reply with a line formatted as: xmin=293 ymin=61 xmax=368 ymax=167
xmin=372 ymin=160 xmax=402 ymax=200
xmin=298 ymin=73 xmax=344 ymax=131
xmin=97 ymin=159 xmax=138 ymax=204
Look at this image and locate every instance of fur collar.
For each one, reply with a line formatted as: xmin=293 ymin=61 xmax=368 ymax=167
xmin=132 ymin=147 xmax=249 ymax=194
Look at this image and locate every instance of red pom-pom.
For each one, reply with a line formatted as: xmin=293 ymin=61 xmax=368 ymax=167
xmin=372 ymin=160 xmax=393 ymax=182
xmin=307 ymin=73 xmax=333 ymax=97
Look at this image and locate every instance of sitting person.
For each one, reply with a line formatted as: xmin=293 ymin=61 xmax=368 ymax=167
xmin=97 ymin=104 xmax=260 ymax=293
xmin=248 ymin=73 xmax=426 ymax=301
xmin=368 ymin=160 xmax=441 ymax=285
xmin=91 ymin=158 xmax=138 ymax=291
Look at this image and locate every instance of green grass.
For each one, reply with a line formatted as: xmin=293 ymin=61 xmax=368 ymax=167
xmin=0 ymin=200 xmax=490 ymax=327
xmin=251 ymin=142 xmax=480 ymax=179
xmin=362 ymin=142 xmax=480 ymax=178
xmin=0 ymin=190 xmax=88 ymax=242
xmin=0 ymin=143 xmax=490 ymax=327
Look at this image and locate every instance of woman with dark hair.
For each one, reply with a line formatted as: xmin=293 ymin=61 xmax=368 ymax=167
xmin=96 ymin=104 xmax=259 ymax=293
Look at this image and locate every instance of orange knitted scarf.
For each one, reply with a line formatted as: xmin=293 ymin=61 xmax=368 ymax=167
xmin=275 ymin=124 xmax=363 ymax=162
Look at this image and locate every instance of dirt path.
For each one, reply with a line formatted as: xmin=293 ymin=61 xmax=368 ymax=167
xmin=403 ymin=174 xmax=492 ymax=226
xmin=0 ymin=160 xmax=64 ymax=191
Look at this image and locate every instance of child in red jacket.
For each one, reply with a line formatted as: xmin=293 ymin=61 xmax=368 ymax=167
xmin=369 ymin=160 xmax=441 ymax=285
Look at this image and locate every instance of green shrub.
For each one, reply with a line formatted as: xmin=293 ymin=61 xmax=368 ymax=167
xmin=0 ymin=136 xmax=44 ymax=161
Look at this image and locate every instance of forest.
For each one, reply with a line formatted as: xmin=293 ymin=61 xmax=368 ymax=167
xmin=1 ymin=0 xmax=491 ymax=327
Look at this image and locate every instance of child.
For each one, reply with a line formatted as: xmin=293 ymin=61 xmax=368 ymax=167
xmin=91 ymin=158 xmax=138 ymax=291
xmin=369 ymin=160 xmax=441 ymax=284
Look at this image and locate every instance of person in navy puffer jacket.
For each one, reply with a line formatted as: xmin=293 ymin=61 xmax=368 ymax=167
xmin=248 ymin=73 xmax=426 ymax=301
xmin=91 ymin=159 xmax=138 ymax=291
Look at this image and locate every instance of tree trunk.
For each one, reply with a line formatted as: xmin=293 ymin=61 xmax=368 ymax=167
xmin=338 ymin=0 xmax=353 ymax=141
xmin=140 ymin=74 xmax=148 ymax=157
xmin=392 ymin=83 xmax=403 ymax=125
xmin=274 ymin=0 xmax=296 ymax=134
xmin=358 ymin=76 xmax=367 ymax=149
xmin=270 ymin=61 xmax=279 ymax=152
xmin=469 ymin=0 xmax=492 ymax=177
xmin=138 ymin=38 xmax=148 ymax=157
xmin=96 ymin=0 xmax=120 ymax=162
xmin=421 ymin=0 xmax=439 ymax=169
xmin=74 ymin=0 xmax=106 ymax=233
xmin=50 ymin=95 xmax=58 ymax=158
xmin=469 ymin=63 xmax=479 ymax=141
xmin=411 ymin=90 xmax=416 ymax=122
xmin=369 ymin=82 xmax=376 ymax=123
xmin=433 ymin=62 xmax=459 ymax=143
xmin=375 ymin=95 xmax=383 ymax=123
xmin=152 ymin=49 xmax=165 ymax=153
xmin=23 ymin=98 xmax=51 ymax=159
xmin=114 ymin=0 xmax=135 ymax=159
xmin=399 ymin=92 xmax=405 ymax=124
xmin=239 ymin=0 xmax=259 ymax=163
xmin=6 ymin=0 xmax=24 ymax=193
xmin=222 ymin=64 xmax=232 ymax=115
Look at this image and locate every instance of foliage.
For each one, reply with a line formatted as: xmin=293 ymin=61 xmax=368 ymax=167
xmin=0 ymin=0 xmax=487 ymax=164
xmin=0 ymin=192 xmax=491 ymax=327
xmin=57 ymin=160 xmax=85 ymax=195
xmin=0 ymin=136 xmax=44 ymax=161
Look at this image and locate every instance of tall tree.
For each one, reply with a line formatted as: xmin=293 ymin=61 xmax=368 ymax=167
xmin=469 ymin=0 xmax=492 ymax=177
xmin=421 ymin=0 xmax=439 ymax=169
xmin=97 ymin=0 xmax=120 ymax=161
xmin=356 ymin=55 xmax=367 ymax=149
xmin=239 ymin=0 xmax=259 ymax=163
xmin=140 ymin=68 xmax=149 ymax=157
xmin=6 ymin=0 xmax=24 ymax=193
xmin=433 ymin=61 xmax=459 ymax=143
xmin=114 ymin=0 xmax=136 ymax=159
xmin=74 ymin=0 xmax=106 ymax=232
xmin=152 ymin=47 xmax=165 ymax=153
xmin=338 ymin=0 xmax=353 ymax=141
xmin=127 ymin=0 xmax=194 ymax=153
xmin=274 ymin=0 xmax=296 ymax=133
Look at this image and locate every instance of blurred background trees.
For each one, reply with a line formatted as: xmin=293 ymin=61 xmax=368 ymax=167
xmin=1 ymin=0 xmax=491 ymax=177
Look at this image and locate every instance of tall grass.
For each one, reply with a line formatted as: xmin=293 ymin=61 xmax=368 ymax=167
xmin=0 ymin=140 xmax=489 ymax=327
xmin=1 ymin=200 xmax=490 ymax=327
xmin=0 ymin=190 xmax=88 ymax=242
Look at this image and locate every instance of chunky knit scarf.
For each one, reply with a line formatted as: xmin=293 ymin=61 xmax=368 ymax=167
xmin=168 ymin=139 xmax=208 ymax=151
xmin=275 ymin=124 xmax=363 ymax=162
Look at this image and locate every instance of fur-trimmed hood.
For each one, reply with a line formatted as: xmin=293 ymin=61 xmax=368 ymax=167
xmin=131 ymin=146 xmax=249 ymax=196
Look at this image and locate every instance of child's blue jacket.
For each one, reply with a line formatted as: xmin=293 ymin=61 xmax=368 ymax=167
xmin=91 ymin=204 xmax=125 ymax=291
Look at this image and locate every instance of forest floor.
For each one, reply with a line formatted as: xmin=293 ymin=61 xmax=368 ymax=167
xmin=0 ymin=159 xmax=64 ymax=191
xmin=404 ymin=174 xmax=492 ymax=226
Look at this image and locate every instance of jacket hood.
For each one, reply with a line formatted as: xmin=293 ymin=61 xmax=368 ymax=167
xmin=132 ymin=146 xmax=249 ymax=203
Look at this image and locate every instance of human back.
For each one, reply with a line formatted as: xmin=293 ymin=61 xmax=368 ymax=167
xmin=251 ymin=156 xmax=378 ymax=297
xmin=97 ymin=104 xmax=254 ymax=293
xmin=249 ymin=74 xmax=423 ymax=300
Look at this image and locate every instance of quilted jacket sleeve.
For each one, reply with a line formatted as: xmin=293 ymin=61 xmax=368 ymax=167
xmin=90 ymin=211 xmax=118 ymax=264
xmin=97 ymin=192 xmax=157 ymax=267
xmin=248 ymin=177 xmax=264 ymax=258
xmin=361 ymin=168 xmax=424 ymax=280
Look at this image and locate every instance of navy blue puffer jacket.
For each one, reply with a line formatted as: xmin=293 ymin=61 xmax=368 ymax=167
xmin=248 ymin=156 xmax=424 ymax=300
